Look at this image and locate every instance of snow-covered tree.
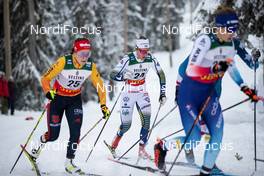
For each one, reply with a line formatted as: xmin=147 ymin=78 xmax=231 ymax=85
xmin=236 ymin=0 xmax=264 ymax=40
xmin=1 ymin=0 xmax=186 ymax=110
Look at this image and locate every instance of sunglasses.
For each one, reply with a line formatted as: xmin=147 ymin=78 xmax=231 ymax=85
xmin=138 ymin=48 xmax=149 ymax=55
xmin=77 ymin=50 xmax=91 ymax=58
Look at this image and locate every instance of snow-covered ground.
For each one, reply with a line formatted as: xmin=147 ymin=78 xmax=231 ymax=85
xmin=1 ymin=6 xmax=264 ymax=176
xmin=1 ymin=46 xmax=264 ymax=176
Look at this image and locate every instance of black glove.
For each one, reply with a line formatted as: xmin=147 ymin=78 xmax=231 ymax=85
xmin=101 ymin=104 xmax=110 ymax=119
xmin=212 ymin=61 xmax=229 ymax=73
xmin=159 ymin=94 xmax=167 ymax=106
xmin=46 ymin=90 xmax=56 ymax=100
xmin=251 ymin=48 xmax=261 ymax=61
xmin=241 ymin=85 xmax=259 ymax=102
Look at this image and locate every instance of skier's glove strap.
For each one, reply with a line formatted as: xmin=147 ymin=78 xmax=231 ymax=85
xmin=241 ymin=86 xmax=258 ymax=102
xmin=46 ymin=90 xmax=56 ymax=101
xmin=159 ymin=94 xmax=167 ymax=106
xmin=101 ymin=104 xmax=110 ymax=119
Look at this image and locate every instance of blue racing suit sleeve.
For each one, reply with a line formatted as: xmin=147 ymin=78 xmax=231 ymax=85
xmin=234 ymin=39 xmax=259 ymax=69
xmin=227 ymin=61 xmax=244 ymax=87
xmin=178 ymin=56 xmax=189 ymax=79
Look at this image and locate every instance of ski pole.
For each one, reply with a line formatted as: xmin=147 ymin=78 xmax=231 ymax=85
xmin=80 ymin=118 xmax=103 ymax=142
xmin=153 ymin=105 xmax=177 ymax=129
xmin=255 ymin=158 xmax=264 ymax=163
xmin=222 ymin=97 xmax=250 ymax=112
xmin=118 ymin=103 xmax=162 ymax=161
xmin=158 ymin=98 xmax=249 ymax=141
xmin=85 ymin=85 xmax=124 ymax=162
xmin=166 ymin=90 xmax=213 ymax=176
xmin=10 ymin=105 xmax=47 ymax=174
xmin=161 ymin=129 xmax=184 ymax=140
xmin=147 ymin=103 xmax=162 ymax=140
xmin=160 ymin=98 xmax=251 ymax=142
xmin=253 ymin=58 xmax=257 ymax=171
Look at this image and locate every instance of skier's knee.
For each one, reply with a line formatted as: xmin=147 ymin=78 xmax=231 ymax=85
xmin=187 ymin=132 xmax=201 ymax=148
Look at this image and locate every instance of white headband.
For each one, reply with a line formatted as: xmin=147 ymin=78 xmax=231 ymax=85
xmin=136 ymin=39 xmax=150 ymax=49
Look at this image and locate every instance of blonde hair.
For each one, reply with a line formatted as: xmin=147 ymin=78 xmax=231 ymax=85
xmin=214 ymin=5 xmax=236 ymax=16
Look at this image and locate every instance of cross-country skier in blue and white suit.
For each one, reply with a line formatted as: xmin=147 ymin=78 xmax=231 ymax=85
xmin=154 ymin=5 xmax=261 ymax=176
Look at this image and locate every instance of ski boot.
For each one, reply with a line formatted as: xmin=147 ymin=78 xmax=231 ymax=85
xmin=199 ymin=165 xmax=212 ymax=176
xmin=65 ymin=158 xmax=85 ymax=175
xmin=138 ymin=143 xmax=151 ymax=159
xmin=30 ymin=136 xmax=46 ymax=161
xmin=211 ymin=164 xmax=223 ymax=175
xmin=104 ymin=135 xmax=123 ymax=158
xmin=109 ymin=135 xmax=122 ymax=158
xmin=154 ymin=139 xmax=167 ymax=170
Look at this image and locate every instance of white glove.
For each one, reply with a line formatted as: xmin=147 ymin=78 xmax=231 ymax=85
xmin=123 ymin=70 xmax=134 ymax=80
